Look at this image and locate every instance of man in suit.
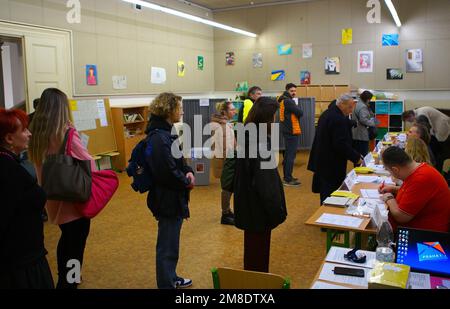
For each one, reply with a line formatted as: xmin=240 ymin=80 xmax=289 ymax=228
xmin=308 ymin=94 xmax=362 ymax=204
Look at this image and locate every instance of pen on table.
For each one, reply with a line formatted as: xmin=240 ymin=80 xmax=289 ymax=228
xmin=351 ymin=213 xmax=370 ymax=218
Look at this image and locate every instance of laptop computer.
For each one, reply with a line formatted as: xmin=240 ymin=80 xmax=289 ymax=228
xmin=396 ymin=227 xmax=450 ymax=278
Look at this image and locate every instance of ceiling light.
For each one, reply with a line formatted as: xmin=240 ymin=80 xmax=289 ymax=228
xmin=384 ymin=0 xmax=402 ymax=27
xmin=122 ymin=0 xmax=258 ymax=37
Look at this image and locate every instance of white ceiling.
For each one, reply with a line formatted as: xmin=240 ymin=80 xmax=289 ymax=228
xmin=185 ymin=0 xmax=307 ymax=11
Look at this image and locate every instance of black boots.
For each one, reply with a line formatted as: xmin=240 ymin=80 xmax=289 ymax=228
xmin=221 ymin=212 xmax=235 ymax=225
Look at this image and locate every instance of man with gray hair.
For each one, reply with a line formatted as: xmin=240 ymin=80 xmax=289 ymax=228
xmin=308 ymin=94 xmax=362 ymax=204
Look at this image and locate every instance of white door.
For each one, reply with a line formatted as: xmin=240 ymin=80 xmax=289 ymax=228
xmin=24 ymin=34 xmax=72 ymax=112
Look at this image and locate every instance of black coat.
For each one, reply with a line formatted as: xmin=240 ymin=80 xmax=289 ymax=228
xmin=0 ymin=148 xmax=48 ymax=270
xmin=307 ymin=105 xmax=361 ymax=190
xmin=233 ymin=136 xmax=287 ymax=232
xmin=145 ymin=116 xmax=193 ymax=219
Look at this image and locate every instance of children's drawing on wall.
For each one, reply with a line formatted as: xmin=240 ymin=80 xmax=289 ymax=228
xmin=300 ymin=71 xmax=311 ymax=85
xmin=86 ymin=65 xmax=98 ymax=86
xmin=277 ymin=44 xmax=292 ymax=55
xmin=177 ymin=61 xmax=185 ymax=77
xmin=226 ymin=52 xmax=235 ymax=65
xmin=325 ymin=57 xmax=340 ymax=75
xmin=197 ymin=56 xmax=204 ymax=71
xmin=342 ymin=28 xmax=353 ymax=45
xmin=382 ymin=34 xmax=399 ymax=46
xmin=236 ymin=81 xmax=249 ymax=92
xmin=252 ymin=53 xmax=263 ymax=68
xmin=271 ymin=70 xmax=285 ymax=81
xmin=358 ymin=51 xmax=373 ymax=73
xmin=302 ymin=43 xmax=312 ymax=59
xmin=406 ymin=49 xmax=423 ymax=72
xmin=386 ymin=68 xmax=403 ymax=80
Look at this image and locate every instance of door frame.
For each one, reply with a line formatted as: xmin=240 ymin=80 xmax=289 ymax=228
xmin=0 ymin=19 xmax=74 ymax=112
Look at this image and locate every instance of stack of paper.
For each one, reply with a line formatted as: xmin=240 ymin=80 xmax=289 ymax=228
xmin=354 ymin=167 xmax=375 ymax=174
xmin=361 ymin=189 xmax=381 ymax=199
xmin=331 ymin=190 xmax=359 ymax=199
xmin=355 ymin=175 xmax=380 ymax=183
xmin=323 ymin=196 xmax=352 ymax=207
xmin=316 ymin=213 xmax=364 ymax=228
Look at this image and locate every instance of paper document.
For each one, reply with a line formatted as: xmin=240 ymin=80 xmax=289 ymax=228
xmin=408 ymin=272 xmax=431 ymax=289
xmin=361 ymin=189 xmax=381 ymax=199
xmin=325 ymin=246 xmax=377 ymax=269
xmin=323 ymin=197 xmax=352 ymax=207
xmin=364 ymin=152 xmax=374 ymax=166
xmin=80 ymin=133 xmax=89 ymax=149
xmin=199 ymin=99 xmax=209 ymax=107
xmin=97 ymin=99 xmax=108 ymax=127
xmin=319 ymin=262 xmax=368 ymax=288
xmin=316 ymin=213 xmax=364 ymax=228
xmin=356 ymin=176 xmax=380 ymax=183
xmin=311 ymin=280 xmax=352 ymax=289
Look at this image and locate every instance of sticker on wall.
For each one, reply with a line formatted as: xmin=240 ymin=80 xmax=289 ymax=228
xmin=236 ymin=81 xmax=249 ymax=92
xmin=197 ymin=56 xmax=204 ymax=71
xmin=252 ymin=53 xmax=263 ymax=68
xmin=342 ymin=28 xmax=353 ymax=45
xmin=271 ymin=70 xmax=286 ymax=81
xmin=406 ymin=49 xmax=423 ymax=72
xmin=277 ymin=44 xmax=292 ymax=55
xmin=300 ymin=71 xmax=311 ymax=85
xmin=177 ymin=61 xmax=185 ymax=77
xmin=151 ymin=67 xmax=167 ymax=84
xmin=302 ymin=43 xmax=312 ymax=58
xmin=387 ymin=68 xmax=403 ymax=80
xmin=382 ymin=34 xmax=399 ymax=46
xmin=226 ymin=52 xmax=235 ymax=65
xmin=358 ymin=51 xmax=374 ymax=73
xmin=86 ymin=65 xmax=98 ymax=86
xmin=112 ymin=75 xmax=127 ymax=90
xmin=325 ymin=57 xmax=340 ymax=75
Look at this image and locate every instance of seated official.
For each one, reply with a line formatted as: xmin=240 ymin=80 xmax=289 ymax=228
xmin=379 ymin=146 xmax=450 ymax=233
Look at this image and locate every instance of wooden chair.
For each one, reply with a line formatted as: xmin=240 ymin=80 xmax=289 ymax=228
xmin=211 ymin=267 xmax=290 ymax=289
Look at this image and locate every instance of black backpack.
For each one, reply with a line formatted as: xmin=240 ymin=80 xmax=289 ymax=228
xmin=126 ymin=134 xmax=154 ymax=193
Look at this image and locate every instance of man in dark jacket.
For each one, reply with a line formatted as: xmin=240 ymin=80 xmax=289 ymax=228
xmin=145 ymin=93 xmax=195 ymax=289
xmin=278 ymin=83 xmax=303 ymax=186
xmin=308 ymin=94 xmax=362 ymax=204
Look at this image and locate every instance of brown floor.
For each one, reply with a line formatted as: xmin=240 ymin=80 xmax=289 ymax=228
xmin=43 ymin=150 xmax=327 ymax=289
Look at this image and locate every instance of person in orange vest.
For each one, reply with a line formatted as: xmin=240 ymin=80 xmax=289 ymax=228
xmin=278 ymin=83 xmax=303 ymax=187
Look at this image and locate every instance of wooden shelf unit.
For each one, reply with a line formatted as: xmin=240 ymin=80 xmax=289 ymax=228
xmin=111 ymin=106 xmax=149 ymax=171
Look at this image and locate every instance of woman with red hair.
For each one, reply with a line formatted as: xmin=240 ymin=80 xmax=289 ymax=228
xmin=0 ymin=108 xmax=54 ymax=289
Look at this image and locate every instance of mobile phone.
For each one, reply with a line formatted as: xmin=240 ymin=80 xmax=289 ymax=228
xmin=333 ymin=267 xmax=365 ymax=277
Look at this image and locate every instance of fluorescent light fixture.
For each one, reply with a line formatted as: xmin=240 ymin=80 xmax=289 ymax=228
xmin=384 ymin=0 xmax=402 ymax=27
xmin=122 ymin=0 xmax=258 ymax=37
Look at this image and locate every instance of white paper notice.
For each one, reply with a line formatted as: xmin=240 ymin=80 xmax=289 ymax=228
xmin=356 ymin=175 xmax=380 ymax=183
xmin=151 ymin=67 xmax=166 ymax=84
xmin=344 ymin=170 xmax=357 ymax=190
xmin=311 ymin=280 xmax=352 ymax=289
xmin=316 ymin=213 xmax=364 ymax=228
xmin=80 ymin=133 xmax=89 ymax=149
xmin=361 ymin=189 xmax=381 ymax=199
xmin=112 ymin=75 xmax=127 ymax=90
xmin=74 ymin=119 xmax=96 ymax=131
xmin=199 ymin=99 xmax=209 ymax=107
xmin=325 ymin=246 xmax=377 ymax=269
xmin=319 ymin=262 xmax=368 ymax=288
xmin=408 ymin=272 xmax=431 ymax=289
xmin=96 ymin=99 xmax=108 ymax=127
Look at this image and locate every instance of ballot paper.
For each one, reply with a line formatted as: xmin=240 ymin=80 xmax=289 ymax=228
xmin=323 ymin=197 xmax=352 ymax=207
xmin=311 ymin=280 xmax=352 ymax=289
xmin=325 ymin=246 xmax=377 ymax=269
xmin=361 ymin=189 xmax=381 ymax=199
xmin=318 ymin=262 xmax=369 ymax=288
xmin=355 ymin=175 xmax=380 ymax=183
xmin=316 ymin=214 xmax=364 ymax=228
xmin=364 ymin=152 xmax=374 ymax=166
xmin=408 ymin=272 xmax=431 ymax=289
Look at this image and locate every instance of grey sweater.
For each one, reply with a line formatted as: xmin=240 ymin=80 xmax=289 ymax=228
xmin=351 ymin=99 xmax=377 ymax=141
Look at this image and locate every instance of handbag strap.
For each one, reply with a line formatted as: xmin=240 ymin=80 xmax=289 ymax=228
xmin=59 ymin=128 xmax=75 ymax=155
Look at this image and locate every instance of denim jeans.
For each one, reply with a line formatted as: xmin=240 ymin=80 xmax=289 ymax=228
xmin=156 ymin=216 xmax=183 ymax=289
xmin=283 ymin=134 xmax=299 ymax=182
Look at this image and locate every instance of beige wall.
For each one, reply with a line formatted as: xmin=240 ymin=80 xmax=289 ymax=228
xmin=0 ymin=0 xmax=215 ymax=96
xmin=213 ymin=0 xmax=450 ymax=93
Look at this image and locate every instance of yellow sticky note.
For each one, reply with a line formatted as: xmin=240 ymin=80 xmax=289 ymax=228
xmin=177 ymin=61 xmax=185 ymax=77
xmin=354 ymin=167 xmax=375 ymax=174
xmin=342 ymin=28 xmax=352 ymax=45
xmin=69 ymin=100 xmax=78 ymax=111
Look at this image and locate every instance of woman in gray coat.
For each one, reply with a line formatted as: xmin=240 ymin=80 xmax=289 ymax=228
xmin=352 ymin=91 xmax=379 ymax=156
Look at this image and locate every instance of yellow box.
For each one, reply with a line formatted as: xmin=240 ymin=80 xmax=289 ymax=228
xmin=368 ymin=262 xmax=410 ymax=289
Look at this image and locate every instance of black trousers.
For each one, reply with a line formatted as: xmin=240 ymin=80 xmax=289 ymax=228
xmin=0 ymin=256 xmax=54 ymax=289
xmin=244 ymin=230 xmax=271 ymax=273
xmin=56 ymin=217 xmax=91 ymax=289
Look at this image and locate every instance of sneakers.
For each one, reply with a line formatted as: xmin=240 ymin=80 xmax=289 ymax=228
xmin=175 ymin=277 xmax=192 ymax=289
xmin=221 ymin=212 xmax=235 ymax=225
xmin=283 ymin=179 xmax=301 ymax=187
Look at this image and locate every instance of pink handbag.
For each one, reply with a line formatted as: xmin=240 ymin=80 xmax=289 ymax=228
xmin=66 ymin=128 xmax=119 ymax=218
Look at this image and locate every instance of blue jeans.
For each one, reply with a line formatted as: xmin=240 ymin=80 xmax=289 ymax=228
xmin=283 ymin=134 xmax=299 ymax=182
xmin=156 ymin=216 xmax=183 ymax=289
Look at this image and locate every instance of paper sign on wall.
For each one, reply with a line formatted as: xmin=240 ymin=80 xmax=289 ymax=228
xmin=97 ymin=99 xmax=108 ymax=127
xmin=112 ymin=75 xmax=127 ymax=90
xmin=358 ymin=51 xmax=374 ymax=73
xmin=69 ymin=100 xmax=78 ymax=111
xmin=151 ymin=67 xmax=166 ymax=84
xmin=406 ymin=49 xmax=423 ymax=72
xmin=199 ymin=99 xmax=209 ymax=107
xmin=342 ymin=28 xmax=353 ymax=45
xmin=177 ymin=61 xmax=185 ymax=77
xmin=302 ymin=43 xmax=312 ymax=58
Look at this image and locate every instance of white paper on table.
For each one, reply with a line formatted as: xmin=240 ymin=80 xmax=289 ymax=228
xmin=318 ymin=262 xmax=369 ymax=288
xmin=96 ymin=99 xmax=108 ymax=127
xmin=345 ymin=170 xmax=357 ymax=190
xmin=80 ymin=133 xmax=89 ymax=149
xmin=325 ymin=246 xmax=377 ymax=269
xmin=361 ymin=189 xmax=381 ymax=199
xmin=151 ymin=67 xmax=166 ymax=84
xmin=316 ymin=213 xmax=363 ymax=228
xmin=311 ymin=280 xmax=352 ymax=289
xmin=356 ymin=175 xmax=380 ymax=183
xmin=199 ymin=99 xmax=209 ymax=107
xmin=323 ymin=196 xmax=351 ymax=207
xmin=408 ymin=272 xmax=431 ymax=289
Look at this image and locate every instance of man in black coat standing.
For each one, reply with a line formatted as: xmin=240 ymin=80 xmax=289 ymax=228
xmin=308 ymin=94 xmax=362 ymax=204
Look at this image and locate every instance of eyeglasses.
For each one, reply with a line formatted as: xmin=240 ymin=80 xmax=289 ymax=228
xmin=344 ymin=248 xmax=367 ymax=264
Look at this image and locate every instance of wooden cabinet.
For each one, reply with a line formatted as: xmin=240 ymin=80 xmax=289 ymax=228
xmin=111 ymin=106 xmax=149 ymax=171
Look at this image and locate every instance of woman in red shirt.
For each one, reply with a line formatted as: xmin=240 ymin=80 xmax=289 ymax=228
xmin=379 ymin=146 xmax=450 ymax=232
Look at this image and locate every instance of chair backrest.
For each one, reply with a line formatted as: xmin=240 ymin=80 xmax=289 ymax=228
xmin=211 ymin=267 xmax=290 ymax=289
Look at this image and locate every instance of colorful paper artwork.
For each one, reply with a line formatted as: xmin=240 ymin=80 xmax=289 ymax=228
xmin=226 ymin=52 xmax=235 ymax=65
xmin=382 ymin=34 xmax=399 ymax=46
xmin=342 ymin=28 xmax=353 ymax=45
xmin=86 ymin=65 xmax=98 ymax=86
xmin=197 ymin=56 xmax=204 ymax=70
xmin=300 ymin=71 xmax=311 ymax=85
xmin=406 ymin=49 xmax=423 ymax=72
xmin=302 ymin=43 xmax=312 ymax=58
xmin=271 ymin=70 xmax=286 ymax=81
xmin=358 ymin=51 xmax=374 ymax=73
xmin=177 ymin=61 xmax=185 ymax=77
xmin=277 ymin=44 xmax=292 ymax=55
xmin=387 ymin=68 xmax=403 ymax=80
xmin=325 ymin=57 xmax=340 ymax=75
xmin=236 ymin=81 xmax=249 ymax=92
